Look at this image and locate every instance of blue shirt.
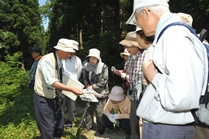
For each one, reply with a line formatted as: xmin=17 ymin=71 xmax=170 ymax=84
xmin=30 ymin=60 xmax=40 ymax=81
xmin=38 ymin=53 xmax=62 ymax=89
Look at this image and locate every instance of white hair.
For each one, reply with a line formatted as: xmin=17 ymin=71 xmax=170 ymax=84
xmin=136 ymin=0 xmax=170 ymax=16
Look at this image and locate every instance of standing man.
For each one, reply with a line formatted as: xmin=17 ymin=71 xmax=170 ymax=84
xmin=29 ymin=47 xmax=42 ymax=89
xmin=62 ymin=40 xmax=82 ymax=130
xmin=120 ymin=31 xmax=145 ymax=139
xmin=126 ymin=0 xmax=208 ymax=138
xmin=33 ymin=38 xmax=83 ymax=139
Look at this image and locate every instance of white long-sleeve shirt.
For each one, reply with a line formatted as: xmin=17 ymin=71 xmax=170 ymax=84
xmin=62 ymin=55 xmax=82 ymax=80
xmin=137 ymin=12 xmax=208 ymax=125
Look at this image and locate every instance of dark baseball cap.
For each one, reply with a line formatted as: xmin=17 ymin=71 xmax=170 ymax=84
xmin=31 ymin=47 xmax=42 ymax=54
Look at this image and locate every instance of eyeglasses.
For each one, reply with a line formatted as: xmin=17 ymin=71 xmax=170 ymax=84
xmin=134 ymin=9 xmax=143 ymax=25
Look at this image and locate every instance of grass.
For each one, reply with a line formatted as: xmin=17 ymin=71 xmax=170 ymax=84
xmin=0 ymin=87 xmax=95 ymax=139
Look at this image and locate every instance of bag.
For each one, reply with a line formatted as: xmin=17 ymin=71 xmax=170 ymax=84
xmin=156 ymin=22 xmax=209 ymax=127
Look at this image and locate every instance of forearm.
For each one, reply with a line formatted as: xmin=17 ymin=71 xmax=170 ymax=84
xmin=118 ymin=113 xmax=129 ymax=119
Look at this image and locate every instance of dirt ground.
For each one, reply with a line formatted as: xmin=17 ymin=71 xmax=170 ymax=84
xmin=83 ymin=126 xmax=127 ymax=139
xmin=74 ymin=103 xmax=142 ymax=139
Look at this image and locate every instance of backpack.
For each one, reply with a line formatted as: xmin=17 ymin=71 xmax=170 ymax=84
xmin=156 ymin=22 xmax=209 ymax=127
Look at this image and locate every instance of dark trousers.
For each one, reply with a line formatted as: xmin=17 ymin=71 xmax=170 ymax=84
xmin=143 ymin=122 xmax=195 ymax=139
xmin=85 ymin=98 xmax=106 ymax=132
xmin=102 ymin=114 xmax=131 ymax=135
xmin=62 ymin=95 xmax=75 ymax=127
xmin=33 ymin=92 xmax=64 ymax=139
xmin=130 ymin=99 xmax=140 ymax=139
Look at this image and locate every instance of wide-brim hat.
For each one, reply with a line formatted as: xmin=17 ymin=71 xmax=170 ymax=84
xmin=54 ymin=38 xmax=78 ymax=52
xmin=177 ymin=12 xmax=193 ymax=26
xmin=119 ymin=31 xmax=142 ymax=49
xmin=87 ymin=48 xmax=101 ymax=60
xmin=108 ymin=86 xmax=124 ymax=101
xmin=120 ymin=48 xmax=130 ymax=58
xmin=126 ymin=0 xmax=169 ymax=25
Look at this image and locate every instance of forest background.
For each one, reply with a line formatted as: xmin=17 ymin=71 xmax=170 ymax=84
xmin=0 ymin=0 xmax=209 ymax=138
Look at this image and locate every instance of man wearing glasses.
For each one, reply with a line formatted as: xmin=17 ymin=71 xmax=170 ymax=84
xmin=127 ymin=0 xmax=208 ymax=138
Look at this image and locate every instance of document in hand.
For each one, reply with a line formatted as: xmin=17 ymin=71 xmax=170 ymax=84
xmin=62 ymin=75 xmax=84 ymax=101
xmin=79 ymin=89 xmax=99 ymax=102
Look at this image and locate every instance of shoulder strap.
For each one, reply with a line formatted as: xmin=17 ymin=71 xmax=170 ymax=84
xmin=156 ymin=22 xmax=199 ymax=43
xmin=53 ymin=51 xmax=62 ymax=82
xmin=199 ymin=29 xmax=208 ymax=42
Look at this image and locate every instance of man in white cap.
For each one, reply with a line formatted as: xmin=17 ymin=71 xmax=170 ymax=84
xmin=33 ymin=38 xmax=83 ymax=139
xmin=126 ymin=0 xmax=208 ymax=138
xmin=61 ymin=40 xmax=83 ymax=130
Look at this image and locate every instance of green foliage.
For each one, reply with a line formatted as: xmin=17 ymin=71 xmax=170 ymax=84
xmin=110 ymin=108 xmax=119 ymax=129
xmin=0 ymin=87 xmax=40 ymax=139
xmin=0 ymin=0 xmax=47 ymax=70
xmin=0 ymin=52 xmax=29 ymax=105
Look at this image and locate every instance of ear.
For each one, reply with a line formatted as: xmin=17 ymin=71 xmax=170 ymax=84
xmin=143 ymin=8 xmax=151 ymax=20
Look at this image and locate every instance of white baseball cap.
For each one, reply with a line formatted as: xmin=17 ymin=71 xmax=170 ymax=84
xmin=126 ymin=0 xmax=169 ymax=25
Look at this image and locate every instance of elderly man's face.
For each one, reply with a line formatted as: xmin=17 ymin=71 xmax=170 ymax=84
xmin=57 ymin=50 xmax=71 ymax=60
xmin=135 ymin=9 xmax=156 ymax=37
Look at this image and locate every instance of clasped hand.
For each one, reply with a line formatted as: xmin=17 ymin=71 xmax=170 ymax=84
xmin=142 ymin=59 xmax=157 ymax=82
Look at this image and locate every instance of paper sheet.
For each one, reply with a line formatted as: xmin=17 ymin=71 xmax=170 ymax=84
xmin=62 ymin=75 xmax=84 ymax=101
xmin=79 ymin=89 xmax=99 ymax=102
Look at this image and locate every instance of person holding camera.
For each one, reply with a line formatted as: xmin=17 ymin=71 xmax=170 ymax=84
xmin=119 ymin=31 xmax=146 ymax=139
xmin=111 ymin=48 xmax=130 ymax=90
xmin=33 ymin=38 xmax=83 ymax=139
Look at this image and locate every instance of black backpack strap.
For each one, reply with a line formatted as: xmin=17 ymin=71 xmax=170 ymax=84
xmin=199 ymin=29 xmax=208 ymax=42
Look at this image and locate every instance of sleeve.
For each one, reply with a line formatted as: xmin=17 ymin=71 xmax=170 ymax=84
xmin=82 ymin=63 xmax=90 ymax=87
xmin=39 ymin=57 xmax=59 ymax=89
xmin=152 ymin=30 xmax=206 ymax=111
xmin=103 ymin=99 xmax=113 ymax=117
xmin=76 ymin=57 xmax=83 ymax=79
xmin=92 ymin=64 xmax=108 ymax=89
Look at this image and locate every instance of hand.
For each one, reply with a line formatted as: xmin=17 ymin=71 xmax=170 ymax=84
xmin=108 ymin=114 xmax=116 ymax=123
xmin=111 ymin=66 xmax=116 ymax=72
xmin=86 ymin=85 xmax=92 ymax=89
xmin=113 ymin=114 xmax=119 ymax=119
xmin=71 ymin=88 xmax=83 ymax=95
xmin=121 ymin=72 xmax=127 ymax=79
xmin=142 ymin=59 xmax=157 ymax=82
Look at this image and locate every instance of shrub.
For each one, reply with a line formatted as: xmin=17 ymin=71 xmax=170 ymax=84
xmin=0 ymin=52 xmax=29 ymax=114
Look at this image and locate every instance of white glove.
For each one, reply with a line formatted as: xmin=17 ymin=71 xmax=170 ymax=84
xmin=111 ymin=66 xmax=116 ymax=72
xmin=113 ymin=114 xmax=119 ymax=119
xmin=121 ymin=72 xmax=127 ymax=79
xmin=108 ymin=114 xmax=116 ymax=123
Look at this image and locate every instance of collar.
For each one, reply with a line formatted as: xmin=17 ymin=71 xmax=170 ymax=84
xmin=34 ymin=55 xmax=42 ymax=61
